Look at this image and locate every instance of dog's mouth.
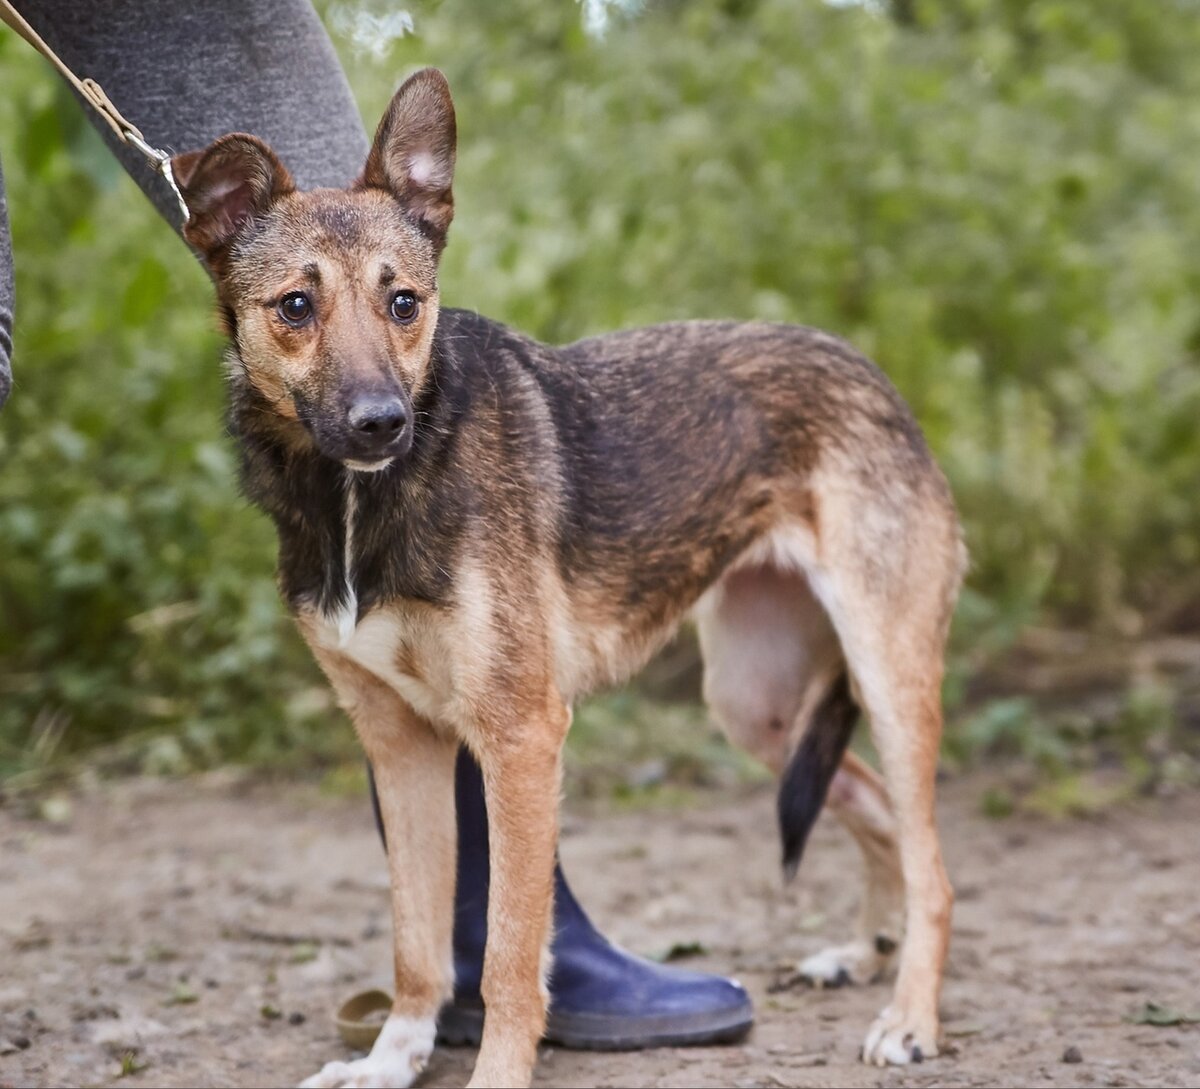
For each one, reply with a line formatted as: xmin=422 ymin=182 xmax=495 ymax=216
xmin=344 ymin=455 xmax=398 ymax=473
xmin=314 ymin=422 xmax=414 ymax=471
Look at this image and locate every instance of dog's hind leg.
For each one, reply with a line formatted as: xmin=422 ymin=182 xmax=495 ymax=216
xmin=299 ymin=650 xmax=458 ymax=1089
xmin=700 ymin=525 xmax=940 ymax=1031
xmin=807 ymin=481 xmax=963 ymax=1066
xmin=841 ymin=644 xmax=950 ymax=1065
xmin=797 ymin=751 xmax=904 ymax=987
xmin=696 ymin=564 xmax=884 ymax=958
xmin=696 ymin=564 xmax=904 ymax=987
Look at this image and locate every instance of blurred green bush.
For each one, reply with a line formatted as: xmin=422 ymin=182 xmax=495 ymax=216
xmin=1 ymin=0 xmax=1198 ymax=780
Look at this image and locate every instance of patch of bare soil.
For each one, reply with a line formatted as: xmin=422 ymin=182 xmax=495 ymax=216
xmin=1 ymin=774 xmax=1198 ymax=1088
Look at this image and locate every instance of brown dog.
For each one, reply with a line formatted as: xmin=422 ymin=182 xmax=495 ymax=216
xmin=174 ymin=68 xmax=964 ymax=1089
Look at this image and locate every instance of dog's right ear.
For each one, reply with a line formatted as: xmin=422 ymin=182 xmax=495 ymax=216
xmin=361 ymin=68 xmax=457 ymax=250
xmin=172 ymin=135 xmax=295 ymax=265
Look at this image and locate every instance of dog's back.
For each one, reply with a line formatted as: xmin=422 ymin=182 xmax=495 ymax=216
xmin=394 ymin=309 xmax=956 ymax=694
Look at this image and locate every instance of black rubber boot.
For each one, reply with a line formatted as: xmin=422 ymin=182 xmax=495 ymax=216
xmin=369 ymin=751 xmax=754 ymax=1050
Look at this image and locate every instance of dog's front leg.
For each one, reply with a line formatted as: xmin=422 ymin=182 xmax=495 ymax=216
xmin=300 ymin=651 xmax=458 ymax=1089
xmin=465 ymin=692 xmax=571 ymax=1089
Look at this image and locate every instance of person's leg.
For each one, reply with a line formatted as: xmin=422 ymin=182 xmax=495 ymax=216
xmin=15 ymin=0 xmax=367 ymax=214
xmin=18 ymin=0 xmax=753 ymax=1047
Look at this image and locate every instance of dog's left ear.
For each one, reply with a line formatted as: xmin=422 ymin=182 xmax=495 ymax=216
xmin=362 ymin=68 xmax=457 ymax=249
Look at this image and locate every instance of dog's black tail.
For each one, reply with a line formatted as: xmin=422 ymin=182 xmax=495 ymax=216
xmin=777 ymin=670 xmax=860 ymax=882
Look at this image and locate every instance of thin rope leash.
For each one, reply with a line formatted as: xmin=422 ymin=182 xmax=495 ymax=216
xmin=0 ymin=0 xmax=190 ymax=227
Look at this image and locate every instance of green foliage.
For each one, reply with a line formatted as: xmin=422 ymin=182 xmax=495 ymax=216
xmin=1 ymin=0 xmax=1199 ymax=779
xmin=0 ymin=36 xmax=342 ymax=777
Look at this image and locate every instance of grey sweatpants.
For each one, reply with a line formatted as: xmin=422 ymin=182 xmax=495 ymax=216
xmin=0 ymin=0 xmax=370 ymax=409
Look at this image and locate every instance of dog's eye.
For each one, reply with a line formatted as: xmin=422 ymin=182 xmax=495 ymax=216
xmin=390 ymin=291 xmax=419 ymax=324
xmin=279 ymin=292 xmax=313 ymax=326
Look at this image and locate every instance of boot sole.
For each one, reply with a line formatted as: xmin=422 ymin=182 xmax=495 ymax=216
xmin=437 ymin=1000 xmax=753 ymax=1052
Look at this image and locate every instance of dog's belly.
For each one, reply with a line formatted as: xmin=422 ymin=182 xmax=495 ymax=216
xmin=549 ymin=611 xmax=678 ymax=700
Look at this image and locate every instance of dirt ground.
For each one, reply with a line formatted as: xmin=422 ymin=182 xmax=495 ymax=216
xmin=1 ymin=773 xmax=1198 ymax=1089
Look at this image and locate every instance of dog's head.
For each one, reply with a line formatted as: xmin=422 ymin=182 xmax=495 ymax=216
xmin=173 ymin=68 xmax=456 ymax=472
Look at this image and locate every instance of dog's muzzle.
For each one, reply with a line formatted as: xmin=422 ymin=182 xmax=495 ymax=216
xmin=347 ymin=393 xmax=408 ymax=449
xmin=331 ymin=389 xmax=414 ymax=467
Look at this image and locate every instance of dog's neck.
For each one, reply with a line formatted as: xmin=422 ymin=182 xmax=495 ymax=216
xmin=227 ymin=329 xmax=471 ymax=622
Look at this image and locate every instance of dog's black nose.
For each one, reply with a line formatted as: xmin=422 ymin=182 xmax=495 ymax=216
xmin=347 ymin=396 xmax=408 ymax=439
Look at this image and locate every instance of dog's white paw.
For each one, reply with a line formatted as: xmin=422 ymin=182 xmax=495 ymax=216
xmin=861 ymin=1004 xmax=938 ymax=1066
xmin=299 ymin=1014 xmax=435 ymax=1088
xmin=799 ymin=937 xmax=894 ymax=988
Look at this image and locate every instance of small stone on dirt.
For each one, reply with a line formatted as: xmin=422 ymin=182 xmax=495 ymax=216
xmin=1063 ymin=1045 xmax=1083 ymax=1063
xmin=37 ymin=795 xmax=73 ymax=826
